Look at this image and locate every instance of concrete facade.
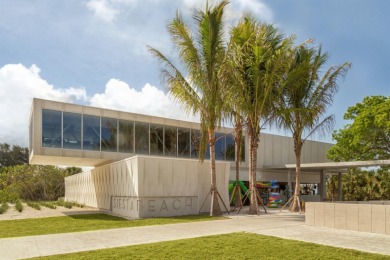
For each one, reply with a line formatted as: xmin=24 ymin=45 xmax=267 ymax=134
xmin=306 ymin=202 xmax=390 ymax=235
xmin=65 ymin=156 xmax=230 ymax=218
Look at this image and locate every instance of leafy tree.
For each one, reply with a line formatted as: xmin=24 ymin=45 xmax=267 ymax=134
xmin=1 ymin=165 xmax=69 ymax=201
xmin=327 ymin=168 xmax=390 ymax=201
xmin=149 ymin=1 xmax=229 ymax=216
xmin=229 ymin=16 xmax=295 ymax=214
xmin=328 ymin=96 xmax=390 ymax=161
xmin=275 ymin=45 xmax=351 ymax=211
xmin=0 ymin=143 xmax=29 ymax=168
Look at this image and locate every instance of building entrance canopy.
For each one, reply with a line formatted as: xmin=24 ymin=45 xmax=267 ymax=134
xmin=264 ymin=159 xmax=390 ymax=174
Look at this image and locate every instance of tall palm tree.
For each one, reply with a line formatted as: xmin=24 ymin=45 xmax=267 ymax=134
xmin=275 ymin=45 xmax=351 ymax=211
xmin=229 ymin=16 xmax=294 ymax=214
xmin=221 ymin=98 xmax=244 ymax=208
xmin=149 ymin=1 xmax=229 ymax=216
xmin=221 ymin=47 xmax=245 ymax=208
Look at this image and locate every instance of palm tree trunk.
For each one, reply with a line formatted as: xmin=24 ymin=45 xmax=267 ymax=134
xmin=234 ymin=123 xmax=242 ymax=207
xmin=209 ymin=130 xmax=222 ymax=216
xmin=248 ymin=126 xmax=258 ymax=215
xmin=290 ymin=150 xmax=301 ymax=212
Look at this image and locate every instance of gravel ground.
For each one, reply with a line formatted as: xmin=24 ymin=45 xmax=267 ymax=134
xmin=0 ymin=203 xmax=101 ymax=221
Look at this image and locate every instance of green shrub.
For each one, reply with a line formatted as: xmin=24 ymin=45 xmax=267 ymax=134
xmin=0 ymin=189 xmax=19 ymax=204
xmin=0 ymin=203 xmax=9 ymax=214
xmin=73 ymin=202 xmax=85 ymax=208
xmin=41 ymin=201 xmax=57 ymax=209
xmin=15 ymin=200 xmax=23 ymax=212
xmin=26 ymin=201 xmax=41 ymax=210
xmin=56 ymin=198 xmax=65 ymax=207
xmin=63 ymin=201 xmax=73 ymax=209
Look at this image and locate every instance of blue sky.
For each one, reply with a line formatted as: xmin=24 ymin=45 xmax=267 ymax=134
xmin=0 ymin=0 xmax=389 ymax=146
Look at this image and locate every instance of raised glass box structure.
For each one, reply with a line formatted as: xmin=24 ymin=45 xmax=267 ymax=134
xmin=30 ymin=98 xmax=334 ymax=184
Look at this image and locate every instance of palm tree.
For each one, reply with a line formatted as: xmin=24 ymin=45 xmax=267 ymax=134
xmin=229 ymin=16 xmax=294 ymax=214
xmin=222 ymin=100 xmax=244 ymax=208
xmin=275 ymin=45 xmax=351 ymax=211
xmin=149 ymin=1 xmax=229 ymax=216
xmin=221 ymin=47 xmax=245 ymax=208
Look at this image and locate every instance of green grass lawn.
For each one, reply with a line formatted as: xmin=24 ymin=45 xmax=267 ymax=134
xmin=0 ymin=214 xmax=225 ymax=238
xmin=34 ymin=232 xmax=389 ymax=260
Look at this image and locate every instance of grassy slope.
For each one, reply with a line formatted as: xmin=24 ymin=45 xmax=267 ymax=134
xmin=34 ymin=232 xmax=390 ymax=260
xmin=0 ymin=214 xmax=225 ymax=238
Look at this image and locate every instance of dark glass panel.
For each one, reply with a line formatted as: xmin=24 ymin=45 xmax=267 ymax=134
xmin=215 ymin=132 xmax=225 ymax=160
xmin=178 ymin=128 xmax=190 ymax=157
xmin=119 ymin=120 xmax=134 ymax=153
xmin=164 ymin=126 xmax=177 ymax=157
xmin=191 ymin=130 xmax=201 ymax=158
xmin=101 ymin=117 xmax=117 ymax=152
xmin=63 ymin=112 xmax=81 ymax=150
xmin=135 ymin=122 xmax=149 ymax=154
xmin=83 ymin=115 xmax=100 ymax=151
xmin=225 ymin=133 xmax=235 ymax=161
xmin=42 ymin=109 xmax=62 ymax=148
xmin=150 ymin=124 xmax=164 ymax=156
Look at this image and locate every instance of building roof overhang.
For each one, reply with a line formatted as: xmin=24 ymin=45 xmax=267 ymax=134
xmin=263 ymin=159 xmax=390 ymax=174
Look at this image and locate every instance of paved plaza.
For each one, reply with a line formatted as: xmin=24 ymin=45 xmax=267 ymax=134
xmin=1 ymin=210 xmax=390 ymax=259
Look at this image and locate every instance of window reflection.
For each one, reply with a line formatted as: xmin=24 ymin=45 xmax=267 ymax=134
xmin=119 ymin=120 xmax=134 ymax=153
xmin=42 ymin=109 xmax=62 ymax=148
xmin=178 ymin=128 xmax=190 ymax=157
xmin=83 ymin=115 xmax=100 ymax=151
xmin=225 ymin=134 xmax=235 ymax=161
xmin=215 ymin=132 xmax=225 ymax=160
xmin=191 ymin=130 xmax=201 ymax=158
xmin=150 ymin=124 xmax=164 ymax=156
xmin=63 ymin=112 xmax=81 ymax=150
xmin=135 ymin=122 xmax=149 ymax=154
xmin=101 ymin=117 xmax=117 ymax=152
xmin=164 ymin=126 xmax=177 ymax=156
xmin=40 ymin=108 xmax=241 ymax=161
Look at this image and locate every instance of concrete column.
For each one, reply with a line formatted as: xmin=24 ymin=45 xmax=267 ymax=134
xmin=319 ymin=170 xmax=326 ymax=201
xmin=338 ymin=172 xmax=343 ymax=201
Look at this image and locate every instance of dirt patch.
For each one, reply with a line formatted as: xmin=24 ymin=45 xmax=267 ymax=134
xmin=0 ymin=203 xmax=101 ymax=221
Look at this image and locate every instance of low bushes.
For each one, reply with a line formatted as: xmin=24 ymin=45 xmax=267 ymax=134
xmin=40 ymin=201 xmax=57 ymax=209
xmin=15 ymin=200 xmax=23 ymax=212
xmin=26 ymin=201 xmax=41 ymax=210
xmin=0 ymin=203 xmax=9 ymax=214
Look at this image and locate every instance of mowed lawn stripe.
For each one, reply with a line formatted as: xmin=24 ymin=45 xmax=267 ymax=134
xmin=0 ymin=214 xmax=225 ymax=238
xmin=34 ymin=232 xmax=390 ymax=260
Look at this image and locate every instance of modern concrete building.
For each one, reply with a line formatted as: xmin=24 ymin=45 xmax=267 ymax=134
xmin=29 ymin=98 xmax=335 ymax=218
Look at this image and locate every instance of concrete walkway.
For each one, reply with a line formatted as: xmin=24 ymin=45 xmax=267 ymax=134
xmin=1 ymin=210 xmax=390 ymax=259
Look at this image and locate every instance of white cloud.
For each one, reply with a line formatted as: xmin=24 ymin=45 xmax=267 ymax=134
xmin=182 ymin=0 xmax=273 ymax=23
xmin=232 ymin=0 xmax=273 ymax=22
xmin=0 ymin=64 xmax=87 ymax=146
xmin=86 ymin=0 xmax=120 ymax=22
xmin=0 ymin=64 xmax=200 ymax=147
xmin=89 ymin=79 xmax=199 ymax=122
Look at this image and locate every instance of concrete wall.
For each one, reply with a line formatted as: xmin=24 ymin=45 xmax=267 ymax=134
xmin=306 ymin=202 xmax=390 ymax=235
xmin=257 ymin=134 xmax=333 ymax=167
xmin=65 ymin=155 xmax=230 ymax=218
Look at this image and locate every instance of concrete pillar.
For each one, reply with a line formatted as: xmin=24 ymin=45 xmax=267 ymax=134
xmin=338 ymin=172 xmax=343 ymax=201
xmin=319 ymin=170 xmax=326 ymax=201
